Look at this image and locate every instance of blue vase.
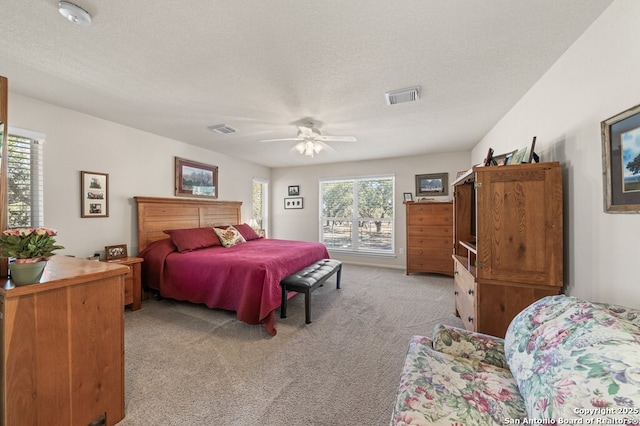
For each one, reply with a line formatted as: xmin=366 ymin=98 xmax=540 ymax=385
xmin=9 ymin=261 xmax=47 ymax=286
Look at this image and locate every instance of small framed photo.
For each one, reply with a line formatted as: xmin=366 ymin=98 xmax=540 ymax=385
xmin=81 ymin=171 xmax=109 ymax=218
xmin=524 ymin=136 xmax=539 ymax=163
xmin=415 ymin=173 xmax=448 ymax=197
xmin=493 ymin=150 xmax=517 ymax=166
xmin=105 ymin=244 xmax=128 ymax=261
xmin=511 ymin=146 xmax=529 ymax=164
xmin=483 ymin=148 xmax=495 ymax=166
xmin=284 ymin=197 xmax=303 ymax=209
xmin=602 ymin=103 xmax=640 ymax=213
xmin=175 ymin=157 xmax=218 ymax=199
xmin=403 ymin=192 xmax=414 ymax=203
xmin=288 ymin=185 xmax=300 ymax=196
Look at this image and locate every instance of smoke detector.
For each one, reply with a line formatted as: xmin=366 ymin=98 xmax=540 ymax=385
xmin=385 ymin=86 xmax=420 ymax=105
xmin=58 ymin=2 xmax=92 ymax=26
xmin=207 ymin=124 xmax=238 ymax=134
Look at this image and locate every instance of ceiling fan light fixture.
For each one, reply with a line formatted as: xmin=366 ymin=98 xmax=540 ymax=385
xmin=58 ymin=2 xmax=92 ymax=26
xmin=385 ymin=86 xmax=420 ymax=105
xmin=295 ymin=141 xmax=322 ymax=157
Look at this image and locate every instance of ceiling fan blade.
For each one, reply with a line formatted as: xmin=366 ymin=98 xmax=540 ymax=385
xmin=260 ymin=137 xmax=302 ymax=143
xmin=298 ymin=124 xmax=320 ymax=137
xmin=318 ymin=135 xmax=357 ymax=142
xmin=316 ymin=140 xmax=337 ymax=153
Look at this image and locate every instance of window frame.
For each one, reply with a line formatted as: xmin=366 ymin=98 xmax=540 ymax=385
xmin=319 ymin=174 xmax=395 ymax=256
xmin=252 ymin=177 xmax=269 ymax=237
xmin=6 ymin=127 xmax=45 ymax=229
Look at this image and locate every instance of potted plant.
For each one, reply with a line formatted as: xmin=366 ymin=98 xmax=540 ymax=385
xmin=0 ymin=227 xmax=64 ymax=285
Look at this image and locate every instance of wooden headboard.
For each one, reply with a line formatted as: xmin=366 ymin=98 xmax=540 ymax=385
xmin=135 ymin=196 xmax=242 ymax=252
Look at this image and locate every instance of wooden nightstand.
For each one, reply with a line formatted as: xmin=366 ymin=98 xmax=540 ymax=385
xmin=104 ymin=257 xmax=144 ymax=310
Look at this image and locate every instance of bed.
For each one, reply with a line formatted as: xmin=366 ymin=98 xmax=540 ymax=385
xmin=135 ymin=196 xmax=330 ymax=335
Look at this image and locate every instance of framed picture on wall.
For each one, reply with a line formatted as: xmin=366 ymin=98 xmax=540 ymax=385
xmin=415 ymin=173 xmax=448 ymax=197
xmin=175 ymin=157 xmax=218 ymax=199
xmin=284 ymin=197 xmax=303 ymax=209
xmin=288 ymin=185 xmax=300 ymax=196
xmin=81 ymin=171 xmax=109 ymax=218
xmin=601 ymin=103 xmax=640 ymax=213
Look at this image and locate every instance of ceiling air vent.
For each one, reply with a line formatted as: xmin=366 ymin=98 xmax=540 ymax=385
xmin=385 ymin=86 xmax=420 ymax=105
xmin=207 ymin=124 xmax=238 ymax=134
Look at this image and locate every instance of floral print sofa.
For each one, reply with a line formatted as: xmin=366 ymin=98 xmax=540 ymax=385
xmin=390 ymin=295 xmax=640 ymax=425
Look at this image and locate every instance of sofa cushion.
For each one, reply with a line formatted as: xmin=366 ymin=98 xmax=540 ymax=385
xmin=432 ymin=324 xmax=508 ymax=369
xmin=505 ymin=295 xmax=640 ymax=422
xmin=390 ymin=335 xmax=526 ymax=425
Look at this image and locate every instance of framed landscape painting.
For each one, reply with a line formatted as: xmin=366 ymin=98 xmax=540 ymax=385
xmin=601 ymin=103 xmax=640 ymax=213
xmin=415 ymin=173 xmax=448 ymax=197
xmin=175 ymin=157 xmax=218 ymax=199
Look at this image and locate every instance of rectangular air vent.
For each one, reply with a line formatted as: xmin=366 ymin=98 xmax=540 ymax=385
xmin=207 ymin=124 xmax=238 ymax=134
xmin=385 ymin=86 xmax=420 ymax=105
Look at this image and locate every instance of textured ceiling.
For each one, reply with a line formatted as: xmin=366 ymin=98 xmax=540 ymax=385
xmin=1 ymin=1 xmax=613 ymax=167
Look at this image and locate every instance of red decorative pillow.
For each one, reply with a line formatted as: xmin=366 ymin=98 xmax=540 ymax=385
xmin=233 ymin=223 xmax=261 ymax=241
xmin=163 ymin=227 xmax=221 ymax=253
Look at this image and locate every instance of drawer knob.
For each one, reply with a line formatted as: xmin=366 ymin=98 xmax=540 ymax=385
xmin=467 ymin=289 xmax=474 ymax=295
xmin=467 ymin=316 xmax=474 ymax=323
xmin=454 ymin=290 xmax=459 ymax=295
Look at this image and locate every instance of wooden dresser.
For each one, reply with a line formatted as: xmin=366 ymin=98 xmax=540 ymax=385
xmin=0 ymin=256 xmax=128 ymax=426
xmin=452 ymin=162 xmax=563 ymax=337
xmin=405 ymin=202 xmax=454 ymax=276
xmin=104 ymin=256 xmax=143 ymax=310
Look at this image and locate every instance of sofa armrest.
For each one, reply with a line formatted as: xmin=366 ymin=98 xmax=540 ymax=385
xmin=431 ymin=324 xmax=508 ymax=369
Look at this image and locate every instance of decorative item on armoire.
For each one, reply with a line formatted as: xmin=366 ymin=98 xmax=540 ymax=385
xmin=0 ymin=227 xmax=64 ymax=286
xmin=601 ymin=103 xmax=640 ymax=213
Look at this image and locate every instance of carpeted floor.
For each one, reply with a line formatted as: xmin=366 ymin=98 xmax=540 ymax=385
xmin=117 ymin=264 xmax=463 ymax=426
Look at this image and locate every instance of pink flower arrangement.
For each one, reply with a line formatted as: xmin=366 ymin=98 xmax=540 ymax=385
xmin=0 ymin=227 xmax=64 ymax=262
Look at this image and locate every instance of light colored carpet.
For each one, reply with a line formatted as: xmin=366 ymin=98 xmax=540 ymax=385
xmin=117 ymin=264 xmax=463 ymax=426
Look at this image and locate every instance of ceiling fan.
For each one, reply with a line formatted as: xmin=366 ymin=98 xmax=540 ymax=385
xmin=260 ymin=122 xmax=357 ymax=157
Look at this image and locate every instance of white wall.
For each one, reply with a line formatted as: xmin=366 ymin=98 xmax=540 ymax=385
xmin=270 ymin=152 xmax=470 ymax=269
xmin=8 ymin=94 xmax=271 ymax=259
xmin=471 ymin=0 xmax=640 ymax=308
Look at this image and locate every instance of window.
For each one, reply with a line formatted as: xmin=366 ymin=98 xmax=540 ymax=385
xmin=252 ymin=178 xmax=269 ymax=236
xmin=320 ymin=175 xmax=394 ymax=254
xmin=5 ymin=128 xmax=44 ymax=228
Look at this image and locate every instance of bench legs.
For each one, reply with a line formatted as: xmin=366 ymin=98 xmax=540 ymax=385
xmin=280 ymin=288 xmax=313 ymax=324
xmin=281 ymin=288 xmax=288 ymax=319
xmin=304 ymin=291 xmax=312 ymax=324
xmin=280 ymin=262 xmax=342 ymax=324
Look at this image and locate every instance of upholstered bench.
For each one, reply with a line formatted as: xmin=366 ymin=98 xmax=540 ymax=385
xmin=280 ymin=259 xmax=342 ymax=324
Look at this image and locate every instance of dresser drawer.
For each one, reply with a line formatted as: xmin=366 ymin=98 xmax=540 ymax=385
xmin=407 ymin=225 xmax=452 ymax=239
xmin=407 ymin=235 xmax=451 ymax=250
xmin=407 ymin=209 xmax=452 ymax=226
xmin=407 ymin=246 xmax=451 ymax=260
xmin=454 ymin=258 xmax=476 ymax=331
xmin=123 ymin=266 xmax=133 ymax=306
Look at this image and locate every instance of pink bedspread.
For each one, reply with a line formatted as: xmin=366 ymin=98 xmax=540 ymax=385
xmin=139 ymin=238 xmax=330 ymax=335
